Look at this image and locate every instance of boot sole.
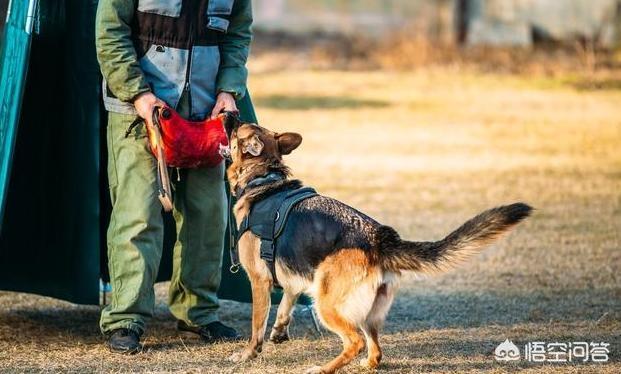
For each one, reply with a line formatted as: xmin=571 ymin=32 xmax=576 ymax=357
xmin=108 ymin=344 xmax=143 ymax=354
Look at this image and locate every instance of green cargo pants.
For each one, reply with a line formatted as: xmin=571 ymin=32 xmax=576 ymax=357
xmin=100 ymin=98 xmax=227 ymax=335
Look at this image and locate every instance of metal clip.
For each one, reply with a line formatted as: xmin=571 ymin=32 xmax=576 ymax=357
xmin=229 ymin=264 xmax=240 ymax=274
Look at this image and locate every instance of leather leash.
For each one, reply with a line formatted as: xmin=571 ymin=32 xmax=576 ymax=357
xmin=148 ymin=107 xmax=174 ymax=212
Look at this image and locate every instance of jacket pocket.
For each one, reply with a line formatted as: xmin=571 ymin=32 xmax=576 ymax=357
xmin=206 ymin=0 xmax=234 ymax=32
xmin=137 ymin=0 xmax=182 ymax=17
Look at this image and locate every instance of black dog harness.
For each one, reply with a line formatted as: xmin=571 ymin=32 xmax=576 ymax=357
xmin=231 ymin=173 xmax=317 ymax=287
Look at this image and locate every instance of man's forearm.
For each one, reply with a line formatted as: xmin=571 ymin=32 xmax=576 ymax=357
xmin=96 ymin=0 xmax=150 ymax=102
xmin=216 ymin=0 xmax=253 ymax=100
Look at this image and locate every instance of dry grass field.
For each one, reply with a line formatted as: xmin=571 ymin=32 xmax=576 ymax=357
xmin=1 ymin=67 xmax=620 ymax=373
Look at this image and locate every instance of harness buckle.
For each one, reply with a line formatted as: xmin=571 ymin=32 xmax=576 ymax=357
xmin=229 ymin=264 xmax=240 ymax=274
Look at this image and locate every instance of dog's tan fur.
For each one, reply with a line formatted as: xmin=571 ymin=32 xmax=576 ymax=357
xmin=226 ymin=123 xmax=530 ymax=373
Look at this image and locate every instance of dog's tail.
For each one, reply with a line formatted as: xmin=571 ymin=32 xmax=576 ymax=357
xmin=375 ymin=203 xmax=532 ymax=273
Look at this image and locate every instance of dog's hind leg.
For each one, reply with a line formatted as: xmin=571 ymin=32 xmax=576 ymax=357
xmin=305 ymin=302 xmax=365 ymax=374
xmin=269 ymin=289 xmax=300 ymax=344
xmin=360 ymin=324 xmax=381 ymax=369
xmin=360 ymin=273 xmax=399 ymax=369
xmin=306 ymin=249 xmax=380 ymax=374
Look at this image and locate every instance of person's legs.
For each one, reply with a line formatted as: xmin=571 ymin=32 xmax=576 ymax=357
xmin=168 ymin=163 xmax=228 ymax=326
xmin=100 ymin=112 xmax=164 ymax=336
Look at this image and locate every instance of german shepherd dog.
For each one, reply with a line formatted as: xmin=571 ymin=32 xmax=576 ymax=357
xmin=226 ymin=122 xmax=531 ymax=373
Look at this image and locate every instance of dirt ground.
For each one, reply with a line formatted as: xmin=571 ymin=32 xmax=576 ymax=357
xmin=0 ymin=67 xmax=620 ymax=373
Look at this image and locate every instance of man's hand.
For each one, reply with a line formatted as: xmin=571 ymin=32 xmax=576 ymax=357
xmin=211 ymin=92 xmax=238 ymax=119
xmin=134 ymin=92 xmax=166 ymax=121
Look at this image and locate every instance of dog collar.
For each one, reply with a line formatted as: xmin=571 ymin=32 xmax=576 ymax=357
xmin=235 ymin=172 xmax=285 ymax=198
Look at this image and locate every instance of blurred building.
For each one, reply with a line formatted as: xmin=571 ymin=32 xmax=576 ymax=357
xmin=463 ymin=0 xmax=621 ymax=47
xmin=254 ymin=0 xmax=621 ymax=47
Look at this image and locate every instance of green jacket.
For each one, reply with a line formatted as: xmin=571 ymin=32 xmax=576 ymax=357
xmin=95 ymin=0 xmax=252 ymax=116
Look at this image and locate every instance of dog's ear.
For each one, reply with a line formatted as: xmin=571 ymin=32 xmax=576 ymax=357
xmin=276 ymin=133 xmax=302 ymax=155
xmin=242 ymin=134 xmax=264 ymax=156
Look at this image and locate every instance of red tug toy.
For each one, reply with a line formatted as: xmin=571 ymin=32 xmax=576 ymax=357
xmin=145 ymin=106 xmax=231 ymax=211
xmin=148 ymin=106 xmax=229 ymax=169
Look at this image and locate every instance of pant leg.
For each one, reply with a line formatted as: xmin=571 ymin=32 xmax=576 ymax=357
xmin=100 ymin=112 xmax=164 ymax=335
xmin=168 ymin=93 xmax=228 ymax=326
xmin=168 ymin=163 xmax=228 ymax=326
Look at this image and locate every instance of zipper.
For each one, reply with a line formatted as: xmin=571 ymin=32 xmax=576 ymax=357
xmin=183 ymin=2 xmax=196 ymax=116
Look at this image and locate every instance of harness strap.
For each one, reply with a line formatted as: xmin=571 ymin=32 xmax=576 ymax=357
xmin=234 ymin=186 xmax=317 ymax=287
xmin=253 ymin=190 xmax=289 ymax=287
xmin=229 ymin=172 xmax=283 ymax=273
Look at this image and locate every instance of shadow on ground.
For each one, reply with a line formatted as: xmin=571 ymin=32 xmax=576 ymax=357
xmin=386 ymin=287 xmax=621 ymax=332
xmin=3 ymin=286 xmax=618 ymax=347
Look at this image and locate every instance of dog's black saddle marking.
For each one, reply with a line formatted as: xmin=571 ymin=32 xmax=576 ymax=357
xmin=236 ymin=186 xmax=317 ymax=287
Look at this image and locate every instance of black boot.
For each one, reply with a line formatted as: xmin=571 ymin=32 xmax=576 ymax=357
xmin=177 ymin=320 xmax=242 ymax=343
xmin=106 ymin=328 xmax=142 ymax=354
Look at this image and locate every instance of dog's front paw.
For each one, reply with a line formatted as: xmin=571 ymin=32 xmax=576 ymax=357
xmin=269 ymin=328 xmax=290 ymax=344
xmin=359 ymin=357 xmax=380 ymax=369
xmin=228 ymin=348 xmax=257 ymax=363
xmin=304 ymin=366 xmax=325 ymax=374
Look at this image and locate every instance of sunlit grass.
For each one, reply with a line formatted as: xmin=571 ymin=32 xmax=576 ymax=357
xmin=1 ymin=68 xmax=619 ymax=372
